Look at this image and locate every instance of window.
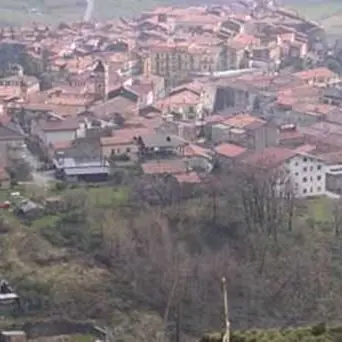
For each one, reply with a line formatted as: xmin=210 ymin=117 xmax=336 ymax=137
xmin=295 ymin=172 xmax=299 ymax=176
xmin=126 ymin=147 xmax=131 ymax=153
xmin=303 ymin=188 xmax=307 ymax=194
xmin=310 ymin=166 xmax=313 ymax=171
xmin=295 ymin=162 xmax=299 ymax=166
xmin=317 ymin=186 xmax=321 ymax=192
xmin=303 ymin=157 xmax=307 ymax=162
xmin=317 ymin=165 xmax=322 ymax=170
xmin=303 ymin=177 xmax=307 ymax=182
xmin=317 ymin=175 xmax=322 ymax=181
xmin=303 ymin=167 xmax=307 ymax=172
xmin=310 ymin=187 xmax=313 ymax=193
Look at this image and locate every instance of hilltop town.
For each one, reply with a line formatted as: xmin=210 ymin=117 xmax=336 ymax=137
xmin=0 ymin=2 xmax=339 ymax=195
xmin=2 ymin=2 xmax=342 ymax=342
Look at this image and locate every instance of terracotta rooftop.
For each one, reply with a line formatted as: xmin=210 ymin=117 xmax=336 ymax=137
xmin=294 ymin=67 xmax=338 ymax=81
xmin=100 ymin=128 xmax=152 ymax=146
xmin=141 ymin=159 xmax=187 ymax=175
xmin=175 ymin=172 xmax=202 ymax=184
xmin=184 ymin=144 xmax=212 ymax=159
xmin=292 ymin=103 xmax=336 ymax=117
xmin=279 ymin=128 xmax=304 ymax=142
xmin=158 ymin=90 xmax=200 ymax=110
xmin=40 ymin=118 xmax=79 ymax=132
xmin=214 ymin=143 xmax=247 ymax=158
xmin=51 ymin=140 xmax=73 ymax=151
xmin=320 ymin=150 xmax=342 ymax=165
xmin=294 ymin=144 xmax=317 ymax=154
xmin=224 ymin=114 xmax=266 ymax=130
xmin=243 ymin=147 xmax=296 ymax=170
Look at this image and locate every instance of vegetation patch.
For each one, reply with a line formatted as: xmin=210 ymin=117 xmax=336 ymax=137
xmin=202 ymin=324 xmax=331 ymax=342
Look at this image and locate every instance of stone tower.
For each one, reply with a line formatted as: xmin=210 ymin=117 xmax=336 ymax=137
xmin=93 ymin=59 xmax=107 ymax=101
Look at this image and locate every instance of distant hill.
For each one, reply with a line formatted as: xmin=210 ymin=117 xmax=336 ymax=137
xmin=1 ymin=0 xmax=342 ymax=29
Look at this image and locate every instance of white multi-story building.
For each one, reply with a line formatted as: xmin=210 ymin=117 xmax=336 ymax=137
xmin=243 ymin=146 xmax=327 ymax=199
xmin=285 ymin=152 xmax=326 ymax=198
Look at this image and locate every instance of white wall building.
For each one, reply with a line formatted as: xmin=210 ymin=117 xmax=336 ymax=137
xmin=244 ymin=146 xmax=328 ymax=199
xmin=285 ymin=153 xmax=326 ymax=198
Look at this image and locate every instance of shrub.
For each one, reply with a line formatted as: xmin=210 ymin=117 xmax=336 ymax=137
xmin=311 ymin=323 xmax=327 ymax=337
xmin=55 ymin=181 xmax=67 ymax=191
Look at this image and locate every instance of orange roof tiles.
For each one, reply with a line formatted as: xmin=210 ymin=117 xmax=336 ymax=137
xmin=214 ymin=143 xmax=247 ymax=158
xmin=40 ymin=118 xmax=79 ymax=132
xmin=142 ymin=159 xmax=187 ymax=175
xmin=175 ymin=172 xmax=202 ymax=184
xmin=169 ymin=81 xmax=204 ymax=96
xmin=184 ymin=144 xmax=212 ymax=159
xmin=294 ymin=144 xmax=317 ymax=154
xmin=292 ymin=103 xmax=336 ymax=117
xmin=294 ymin=67 xmax=338 ymax=81
xmin=22 ymin=102 xmax=85 ymax=117
xmin=279 ymin=129 xmax=304 ymax=142
xmin=224 ymin=114 xmax=266 ymax=129
xmin=243 ymin=147 xmax=296 ymax=169
xmin=231 ymin=33 xmax=259 ymax=47
xmin=0 ymin=86 xmax=21 ymax=99
xmin=100 ymin=128 xmax=152 ymax=146
xmin=51 ymin=140 xmax=72 ymax=151
xmin=158 ymin=90 xmax=200 ymax=109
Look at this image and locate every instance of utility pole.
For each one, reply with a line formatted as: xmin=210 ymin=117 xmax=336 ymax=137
xmin=222 ymin=277 xmax=230 ymax=342
xmin=175 ymin=301 xmax=181 ymax=342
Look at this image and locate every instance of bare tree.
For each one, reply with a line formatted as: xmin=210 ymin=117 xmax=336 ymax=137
xmin=332 ymin=197 xmax=342 ymax=236
xmin=231 ymin=162 xmax=295 ymax=243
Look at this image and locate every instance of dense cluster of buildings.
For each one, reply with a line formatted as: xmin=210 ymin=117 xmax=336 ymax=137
xmin=0 ymin=3 xmax=341 ymax=198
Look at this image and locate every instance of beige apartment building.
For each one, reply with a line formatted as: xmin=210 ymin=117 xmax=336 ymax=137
xmin=144 ymin=42 xmax=230 ymax=87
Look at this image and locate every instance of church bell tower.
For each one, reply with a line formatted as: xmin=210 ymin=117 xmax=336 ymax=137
xmin=92 ymin=60 xmax=107 ymax=101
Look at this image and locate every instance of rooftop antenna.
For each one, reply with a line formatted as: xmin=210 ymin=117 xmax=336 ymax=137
xmin=222 ymin=277 xmax=230 ymax=342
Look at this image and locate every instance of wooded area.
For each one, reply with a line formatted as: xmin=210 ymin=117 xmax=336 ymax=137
xmin=2 ymin=166 xmax=342 ymax=341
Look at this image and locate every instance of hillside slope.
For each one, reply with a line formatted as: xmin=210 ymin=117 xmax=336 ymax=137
xmin=2 ymin=182 xmax=342 ymax=340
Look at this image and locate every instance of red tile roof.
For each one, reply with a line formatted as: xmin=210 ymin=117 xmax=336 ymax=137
xmin=294 ymin=67 xmax=338 ymax=81
xmin=224 ymin=114 xmax=266 ymax=130
xmin=294 ymin=144 xmax=317 ymax=154
xmin=41 ymin=118 xmax=79 ymax=132
xmin=141 ymin=159 xmax=187 ymax=175
xmin=242 ymin=147 xmax=296 ymax=169
xmin=279 ymin=129 xmax=304 ymax=143
xmin=100 ymin=128 xmax=152 ymax=146
xmin=51 ymin=140 xmax=72 ymax=151
xmin=214 ymin=143 xmax=247 ymax=158
xmin=184 ymin=144 xmax=212 ymax=159
xmin=175 ymin=172 xmax=202 ymax=184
